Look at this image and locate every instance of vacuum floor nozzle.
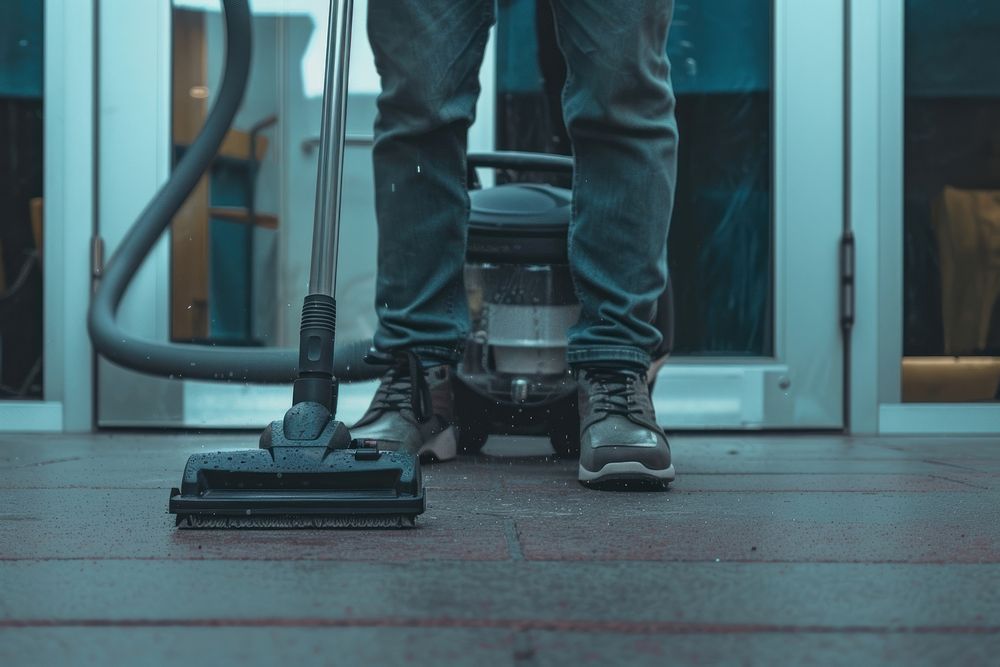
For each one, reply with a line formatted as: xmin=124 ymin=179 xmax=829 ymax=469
xmin=168 ymin=406 xmax=425 ymax=529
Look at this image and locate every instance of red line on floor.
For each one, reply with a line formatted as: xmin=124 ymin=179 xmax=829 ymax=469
xmin=2 ymin=557 xmax=999 ymax=564
xmin=2 ymin=618 xmax=998 ymax=635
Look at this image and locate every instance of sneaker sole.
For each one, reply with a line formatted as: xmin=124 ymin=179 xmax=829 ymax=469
xmin=578 ymin=461 xmax=676 ymax=484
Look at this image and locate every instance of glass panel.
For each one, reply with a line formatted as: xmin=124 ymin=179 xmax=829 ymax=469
xmin=496 ymin=0 xmax=774 ymax=356
xmin=0 ymin=0 xmax=45 ymax=399
xmin=903 ymin=0 xmax=1000 ymax=402
xmin=170 ymin=1 xmax=286 ymax=347
xmin=169 ymin=0 xmax=383 ymax=353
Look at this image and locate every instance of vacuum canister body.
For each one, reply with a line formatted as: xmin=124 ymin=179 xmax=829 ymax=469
xmin=461 ymin=182 xmax=577 ymax=408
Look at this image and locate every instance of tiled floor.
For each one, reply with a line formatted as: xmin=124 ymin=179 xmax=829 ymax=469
xmin=1 ymin=432 xmax=999 ymax=665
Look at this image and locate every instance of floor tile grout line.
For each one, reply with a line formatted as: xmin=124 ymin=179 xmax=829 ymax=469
xmin=3 ymin=557 xmax=1000 ymax=565
xmin=921 ymin=459 xmax=982 ymax=472
xmin=1 ymin=618 xmax=999 ymax=635
xmin=927 ymin=474 xmax=992 ymax=491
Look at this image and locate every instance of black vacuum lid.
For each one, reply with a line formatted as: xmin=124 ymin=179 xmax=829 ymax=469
xmin=467 ymin=183 xmax=571 ymax=264
xmin=468 ymin=183 xmax=571 ymax=234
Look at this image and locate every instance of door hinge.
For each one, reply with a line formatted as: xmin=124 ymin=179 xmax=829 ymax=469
xmin=840 ymin=231 xmax=855 ymax=332
xmin=91 ymin=236 xmax=105 ymax=282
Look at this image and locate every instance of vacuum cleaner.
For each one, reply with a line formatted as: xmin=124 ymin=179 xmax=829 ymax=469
xmin=88 ymin=0 xmax=424 ymax=528
xmin=456 ymin=153 xmax=674 ymax=456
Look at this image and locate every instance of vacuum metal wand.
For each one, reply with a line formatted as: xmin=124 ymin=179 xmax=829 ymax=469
xmin=309 ymin=0 xmax=353 ymax=297
xmin=292 ymin=0 xmax=355 ymax=409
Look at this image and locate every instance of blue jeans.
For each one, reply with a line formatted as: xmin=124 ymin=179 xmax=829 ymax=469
xmin=367 ymin=0 xmax=677 ymax=370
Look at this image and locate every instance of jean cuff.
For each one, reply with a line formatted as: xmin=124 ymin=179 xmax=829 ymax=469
xmin=567 ymin=346 xmax=652 ymax=371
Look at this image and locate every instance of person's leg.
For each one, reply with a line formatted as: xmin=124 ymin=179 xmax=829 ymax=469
xmin=367 ymin=0 xmax=495 ymax=366
xmin=548 ymin=0 xmax=678 ymax=370
xmin=353 ymin=1 xmax=494 ymax=461
xmin=548 ymin=0 xmax=678 ymax=485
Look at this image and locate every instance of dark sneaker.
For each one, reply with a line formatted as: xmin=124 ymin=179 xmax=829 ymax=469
xmin=350 ymin=352 xmax=457 ymax=461
xmin=575 ymin=367 xmax=675 ymax=485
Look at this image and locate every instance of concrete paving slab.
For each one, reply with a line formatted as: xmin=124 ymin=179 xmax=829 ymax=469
xmin=0 ymin=628 xmax=519 ymax=667
xmin=3 ymin=628 xmax=999 ymax=667
xmin=1 ymin=434 xmax=979 ymax=488
xmin=0 ymin=488 xmax=510 ymax=561
xmin=504 ymin=472 xmax=978 ymax=492
xmin=515 ymin=515 xmax=1000 ymax=563
xmin=2 ymin=485 xmax=997 ymax=562
xmin=2 ymin=561 xmax=999 ymax=628
xmin=528 ymin=632 xmax=1000 ymax=667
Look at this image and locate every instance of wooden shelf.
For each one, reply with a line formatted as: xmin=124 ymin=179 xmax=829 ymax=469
xmin=208 ymin=207 xmax=279 ymax=230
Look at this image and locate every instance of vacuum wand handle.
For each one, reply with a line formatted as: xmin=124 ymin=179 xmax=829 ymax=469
xmin=309 ymin=0 xmax=353 ymax=297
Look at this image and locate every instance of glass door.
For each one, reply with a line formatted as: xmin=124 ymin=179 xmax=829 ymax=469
xmin=96 ymin=0 xmax=844 ymax=430
xmin=848 ymin=0 xmax=1000 ymax=435
xmin=855 ymin=0 xmax=1000 ymax=435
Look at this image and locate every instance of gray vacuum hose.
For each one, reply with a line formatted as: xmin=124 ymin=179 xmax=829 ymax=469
xmin=87 ymin=0 xmax=378 ymax=383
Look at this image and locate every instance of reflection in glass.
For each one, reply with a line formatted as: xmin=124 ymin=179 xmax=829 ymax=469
xmin=169 ymin=1 xmax=383 ymax=353
xmin=0 ymin=0 xmax=45 ymax=399
xmin=170 ymin=5 xmax=281 ymax=346
xmin=903 ymin=0 xmax=1000 ymax=402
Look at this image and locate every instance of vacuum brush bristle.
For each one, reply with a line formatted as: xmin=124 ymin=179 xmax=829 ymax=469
xmin=176 ymin=514 xmax=417 ymax=529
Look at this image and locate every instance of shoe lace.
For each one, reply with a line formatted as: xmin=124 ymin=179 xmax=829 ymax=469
xmin=584 ymin=369 xmax=645 ymax=418
xmin=368 ymin=351 xmax=433 ymax=423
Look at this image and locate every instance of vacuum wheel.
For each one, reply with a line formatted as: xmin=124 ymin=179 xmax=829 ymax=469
xmin=546 ymin=393 xmax=580 ymax=458
xmin=454 ymin=378 xmax=580 ymax=457
xmin=453 ymin=381 xmax=493 ymax=454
